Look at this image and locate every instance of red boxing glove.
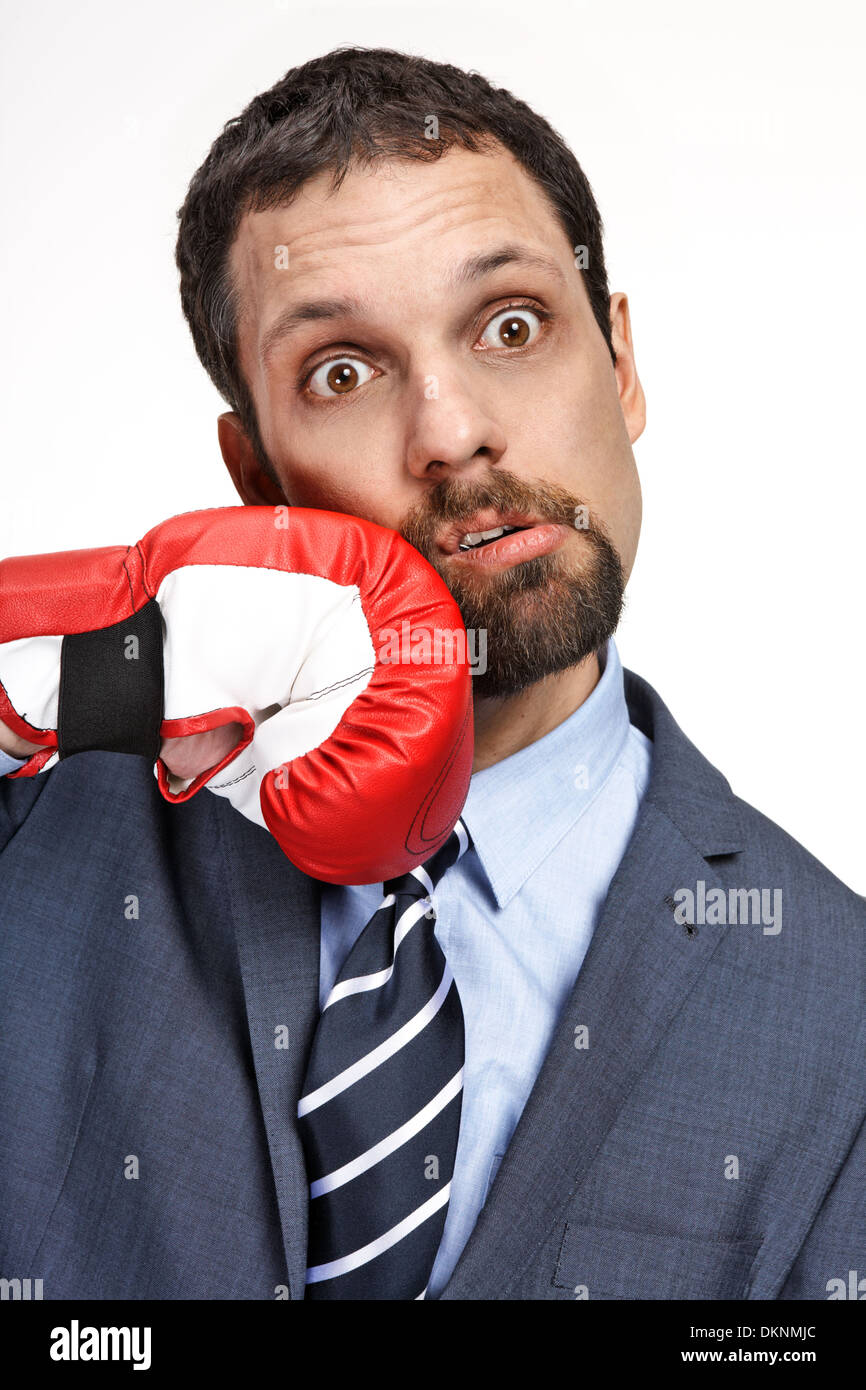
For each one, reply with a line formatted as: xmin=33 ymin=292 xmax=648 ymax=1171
xmin=0 ymin=506 xmax=473 ymax=884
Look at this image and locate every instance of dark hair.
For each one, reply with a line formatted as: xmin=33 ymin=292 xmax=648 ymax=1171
xmin=175 ymin=45 xmax=616 ymax=474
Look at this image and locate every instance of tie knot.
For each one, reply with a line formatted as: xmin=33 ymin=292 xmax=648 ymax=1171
xmin=383 ymin=818 xmax=471 ymax=901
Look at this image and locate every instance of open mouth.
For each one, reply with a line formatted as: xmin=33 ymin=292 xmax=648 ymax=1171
xmin=435 ymin=510 xmax=571 ymax=571
xmin=439 ymin=511 xmax=542 ymax=555
xmin=457 ymin=524 xmax=531 ymax=552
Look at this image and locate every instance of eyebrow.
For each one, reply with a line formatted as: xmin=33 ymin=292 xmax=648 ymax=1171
xmin=259 ymin=242 xmax=568 ymax=363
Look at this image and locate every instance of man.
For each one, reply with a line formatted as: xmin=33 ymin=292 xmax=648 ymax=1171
xmin=1 ymin=46 xmax=864 ymax=1301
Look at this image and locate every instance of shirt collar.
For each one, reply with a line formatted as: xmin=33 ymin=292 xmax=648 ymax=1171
xmin=460 ymin=638 xmax=633 ymax=909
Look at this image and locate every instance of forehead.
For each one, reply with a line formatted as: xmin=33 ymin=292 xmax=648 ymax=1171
xmin=228 ymin=144 xmax=575 ymax=350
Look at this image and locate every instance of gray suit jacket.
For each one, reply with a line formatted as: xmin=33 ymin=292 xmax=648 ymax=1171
xmin=1 ymin=669 xmax=864 ymax=1300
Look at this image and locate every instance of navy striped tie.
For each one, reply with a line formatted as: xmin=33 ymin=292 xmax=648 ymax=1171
xmin=298 ymin=820 xmax=471 ymax=1300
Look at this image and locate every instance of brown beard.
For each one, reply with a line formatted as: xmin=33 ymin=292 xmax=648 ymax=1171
xmin=400 ymin=471 xmax=625 ymax=699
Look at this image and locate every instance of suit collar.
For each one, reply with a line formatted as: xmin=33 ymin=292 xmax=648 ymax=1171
xmin=622 ymin=666 xmax=744 ymax=858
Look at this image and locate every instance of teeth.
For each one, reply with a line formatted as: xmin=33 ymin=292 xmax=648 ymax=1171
xmin=458 ymin=524 xmax=521 ymax=552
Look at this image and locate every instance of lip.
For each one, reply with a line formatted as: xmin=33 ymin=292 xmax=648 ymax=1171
xmin=438 ymin=510 xmax=550 ymax=557
xmin=445 ymin=518 xmax=574 ymax=572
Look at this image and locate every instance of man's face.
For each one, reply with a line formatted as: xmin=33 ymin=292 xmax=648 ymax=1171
xmin=224 ymin=142 xmax=645 ymax=696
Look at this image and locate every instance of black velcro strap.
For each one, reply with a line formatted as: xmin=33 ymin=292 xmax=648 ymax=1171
xmin=57 ymin=599 xmax=164 ymax=761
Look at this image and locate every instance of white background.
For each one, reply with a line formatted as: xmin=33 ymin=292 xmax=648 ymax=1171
xmin=2 ymin=0 xmax=864 ymax=890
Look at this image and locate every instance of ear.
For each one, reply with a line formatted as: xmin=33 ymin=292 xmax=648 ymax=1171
xmin=217 ymin=412 xmax=287 ymax=505
xmin=609 ymin=292 xmax=646 ymax=446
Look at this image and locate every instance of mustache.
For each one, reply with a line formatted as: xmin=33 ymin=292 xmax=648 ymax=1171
xmin=400 ymin=470 xmax=596 ymax=545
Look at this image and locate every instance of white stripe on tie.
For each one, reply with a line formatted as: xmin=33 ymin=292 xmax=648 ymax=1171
xmin=454 ymin=820 xmax=469 ymax=857
xmin=322 ymin=896 xmax=432 ymax=1010
xmin=297 ymin=963 xmax=455 ymax=1118
xmin=305 ymin=1184 xmax=452 ymax=1284
xmin=310 ymin=1068 xmax=464 ymax=1197
xmin=411 ymin=864 xmax=435 ymax=897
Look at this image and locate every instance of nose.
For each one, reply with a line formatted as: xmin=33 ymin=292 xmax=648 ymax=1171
xmin=404 ymin=366 xmax=507 ymax=483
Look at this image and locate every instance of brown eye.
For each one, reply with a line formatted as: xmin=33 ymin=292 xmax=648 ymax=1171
xmin=479 ymin=306 xmax=542 ymax=351
xmin=328 ymin=363 xmax=357 ymax=393
xmin=501 ymin=316 xmax=529 ymax=345
xmin=308 ymin=357 xmax=375 ymax=398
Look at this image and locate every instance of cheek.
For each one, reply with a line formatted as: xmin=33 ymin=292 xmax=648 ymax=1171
xmin=276 ymin=465 xmax=365 ymax=515
xmin=575 ymin=444 xmax=642 ymax=575
xmin=520 ymin=359 xmax=641 ymax=564
xmin=259 ymin=381 xmax=392 ymax=517
xmin=605 ymin=459 xmax=642 ymax=579
xmin=270 ymin=445 xmax=408 ymax=529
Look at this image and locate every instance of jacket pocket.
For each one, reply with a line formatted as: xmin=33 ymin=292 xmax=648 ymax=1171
xmin=553 ymin=1221 xmax=763 ymax=1300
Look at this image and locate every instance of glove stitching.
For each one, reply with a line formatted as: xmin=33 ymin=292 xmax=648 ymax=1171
xmin=297 ymin=666 xmax=375 ymax=702
xmin=208 ymin=765 xmax=257 ymax=791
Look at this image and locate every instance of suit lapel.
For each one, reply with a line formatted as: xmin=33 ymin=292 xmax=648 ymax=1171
xmin=439 ymin=670 xmax=745 ymax=1299
xmin=212 ymin=796 xmax=321 ymax=1300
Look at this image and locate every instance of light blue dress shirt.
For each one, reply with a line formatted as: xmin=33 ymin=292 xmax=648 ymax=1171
xmin=0 ymin=749 xmax=26 ymax=777
xmin=1 ymin=636 xmax=652 ymax=1299
xmin=320 ymin=636 xmax=652 ymax=1297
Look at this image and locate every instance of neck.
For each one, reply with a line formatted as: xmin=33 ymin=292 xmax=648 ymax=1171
xmin=471 ymin=649 xmax=603 ymax=772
